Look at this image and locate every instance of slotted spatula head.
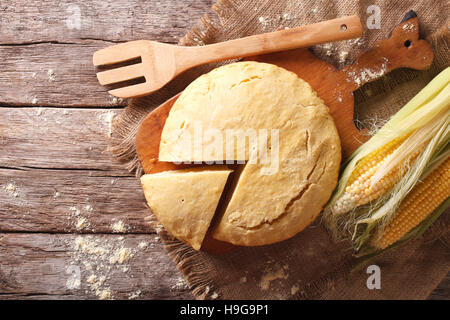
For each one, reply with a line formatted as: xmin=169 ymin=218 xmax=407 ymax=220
xmin=94 ymin=16 xmax=364 ymax=98
xmin=93 ymin=40 xmax=178 ymax=98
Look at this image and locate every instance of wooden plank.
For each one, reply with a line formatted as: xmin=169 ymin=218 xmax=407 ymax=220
xmin=0 ymin=233 xmax=192 ymax=299
xmin=0 ymin=167 xmax=151 ymax=233
xmin=0 ymin=43 xmax=125 ymax=107
xmin=0 ymin=107 xmax=154 ymax=233
xmin=0 ymin=0 xmax=214 ymax=44
xmin=0 ymin=107 xmax=128 ymax=172
xmin=0 ymin=0 xmax=214 ymax=107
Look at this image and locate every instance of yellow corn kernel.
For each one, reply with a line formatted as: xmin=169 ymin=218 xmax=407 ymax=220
xmin=373 ymin=156 xmax=450 ymax=250
xmin=331 ymin=134 xmax=421 ymax=215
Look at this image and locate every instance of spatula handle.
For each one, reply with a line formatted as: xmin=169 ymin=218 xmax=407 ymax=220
xmin=178 ymin=15 xmax=363 ymax=68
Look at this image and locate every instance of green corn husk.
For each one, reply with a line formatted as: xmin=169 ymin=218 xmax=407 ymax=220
xmin=323 ymin=67 xmax=450 ymax=251
xmin=355 ymin=146 xmax=450 ymax=256
xmin=352 ymin=124 xmax=449 ymax=248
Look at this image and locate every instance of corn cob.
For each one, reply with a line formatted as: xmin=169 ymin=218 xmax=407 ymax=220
xmin=372 ymin=155 xmax=450 ymax=249
xmin=330 ymin=133 xmax=423 ymax=215
xmin=324 ymin=68 xmax=449 ymax=250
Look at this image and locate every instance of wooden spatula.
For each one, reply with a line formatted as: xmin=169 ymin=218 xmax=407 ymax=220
xmin=93 ymin=15 xmax=363 ymax=98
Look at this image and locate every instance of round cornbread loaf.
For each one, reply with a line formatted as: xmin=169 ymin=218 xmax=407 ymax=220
xmin=159 ymin=61 xmax=341 ymax=246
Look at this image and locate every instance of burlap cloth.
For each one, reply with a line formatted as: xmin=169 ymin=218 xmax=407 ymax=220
xmin=110 ymin=0 xmax=449 ymax=299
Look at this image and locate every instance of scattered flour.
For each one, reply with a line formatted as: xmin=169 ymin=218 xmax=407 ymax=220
xmin=259 ymin=264 xmax=289 ymax=290
xmin=258 ymin=16 xmax=268 ymax=29
xmin=68 ymin=205 xmax=95 ymax=232
xmin=211 ymin=292 xmax=219 ymax=299
xmin=335 ymin=91 xmax=343 ymax=103
xmin=96 ymin=288 xmax=112 ymax=300
xmin=138 ymin=241 xmax=148 ymax=249
xmin=47 ymin=69 xmax=56 ymax=82
xmin=318 ymin=42 xmax=333 ymax=56
xmin=67 ymin=235 xmax=142 ymax=300
xmin=75 ymin=217 xmax=90 ymax=231
xmin=103 ymin=111 xmax=116 ymax=137
xmin=83 ymin=261 xmax=93 ymax=271
xmin=291 ymin=284 xmax=300 ymax=295
xmin=109 ymin=247 xmax=133 ymax=265
xmin=87 ymin=274 xmax=98 ymax=285
xmin=4 ymin=182 xmax=19 ymax=198
xmin=321 ymin=43 xmax=332 ymax=51
xmin=338 ymin=51 xmax=349 ymax=64
xmin=111 ymin=220 xmax=128 ymax=233
xmin=66 ymin=275 xmax=81 ymax=290
xmin=171 ymin=276 xmax=189 ymax=291
xmin=36 ymin=108 xmax=44 ymax=116
xmin=110 ymin=95 xmax=124 ymax=105
xmin=258 ymin=13 xmax=294 ymax=30
xmin=69 ymin=206 xmax=81 ymax=217
xmin=128 ymin=290 xmax=142 ymax=300
xmin=345 ymin=37 xmax=364 ymax=47
xmin=347 ymin=58 xmax=388 ymax=86
xmin=402 ymin=23 xmax=415 ymax=32
xmin=74 ymin=236 xmax=108 ymax=256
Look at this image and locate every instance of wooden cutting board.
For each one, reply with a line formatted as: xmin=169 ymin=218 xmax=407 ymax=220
xmin=136 ymin=15 xmax=433 ymax=253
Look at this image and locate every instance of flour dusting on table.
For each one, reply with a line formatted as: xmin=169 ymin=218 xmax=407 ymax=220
xmin=66 ymin=235 xmax=146 ymax=299
xmin=259 ymin=264 xmax=289 ymax=290
xmin=3 ymin=182 xmax=19 ymax=198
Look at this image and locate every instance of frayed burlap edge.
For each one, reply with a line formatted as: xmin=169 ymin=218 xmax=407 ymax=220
xmin=108 ymin=0 xmax=449 ymax=299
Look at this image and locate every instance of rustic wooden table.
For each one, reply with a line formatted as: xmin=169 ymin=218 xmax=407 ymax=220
xmin=0 ymin=0 xmax=447 ymax=300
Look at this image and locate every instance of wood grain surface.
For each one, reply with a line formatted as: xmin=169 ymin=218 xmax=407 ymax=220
xmin=0 ymin=0 xmax=213 ymax=107
xmin=0 ymin=0 xmax=447 ymax=300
